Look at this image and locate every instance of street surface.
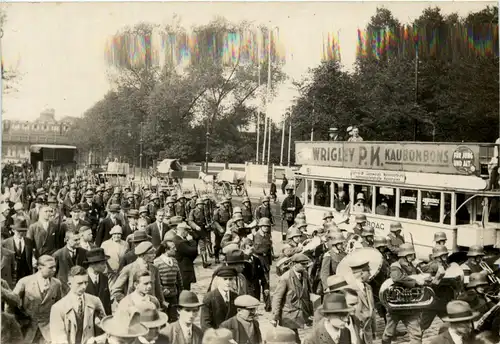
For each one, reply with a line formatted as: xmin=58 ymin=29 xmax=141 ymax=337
xmin=181 ymin=178 xmax=444 ymax=343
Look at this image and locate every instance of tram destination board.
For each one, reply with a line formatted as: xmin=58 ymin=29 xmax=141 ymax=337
xmin=295 ymin=141 xmax=480 ymax=176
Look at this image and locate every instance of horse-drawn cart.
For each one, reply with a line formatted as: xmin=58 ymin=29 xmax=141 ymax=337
xmin=214 ymin=169 xmax=247 ymax=197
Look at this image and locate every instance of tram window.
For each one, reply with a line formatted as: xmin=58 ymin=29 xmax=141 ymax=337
xmin=306 ymin=179 xmax=313 ymax=205
xmin=489 ymin=197 xmax=500 ymax=223
xmin=421 ymin=191 xmax=441 ymax=223
xmin=353 ymin=184 xmax=372 ymax=213
xmin=400 ymin=189 xmax=417 ymax=220
xmin=334 ymin=183 xmax=350 ymax=211
xmin=375 ymin=186 xmax=395 ymax=217
xmin=455 ymin=193 xmax=471 ymax=224
xmin=313 ymin=180 xmax=332 ymax=207
xmin=443 ymin=193 xmax=452 ymax=224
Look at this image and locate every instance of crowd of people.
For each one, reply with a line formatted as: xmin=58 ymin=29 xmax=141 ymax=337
xmin=0 ymin=171 xmax=500 ymax=344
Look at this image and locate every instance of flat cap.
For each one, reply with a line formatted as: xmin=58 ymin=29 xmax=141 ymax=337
xmin=234 ymin=295 xmax=260 ymax=309
xmin=135 ymin=241 xmax=154 ymax=256
xmin=290 ymin=253 xmax=310 ymax=264
xmin=215 ymin=266 xmax=238 ymax=278
xmin=127 ymin=209 xmax=139 ymax=218
xmin=109 ymin=204 xmax=121 ymax=213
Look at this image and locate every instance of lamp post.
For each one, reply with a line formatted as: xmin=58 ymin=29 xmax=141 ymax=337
xmin=205 ymin=125 xmax=210 ymax=173
xmin=287 ymin=113 xmax=292 ymax=167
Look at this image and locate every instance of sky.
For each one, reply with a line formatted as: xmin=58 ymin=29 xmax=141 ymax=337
xmin=1 ymin=1 xmax=495 ymax=123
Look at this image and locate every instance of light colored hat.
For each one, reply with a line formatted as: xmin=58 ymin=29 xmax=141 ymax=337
xmin=135 ymin=302 xmax=168 ymax=328
xmin=110 ymin=225 xmax=123 ymax=235
xmin=100 ymin=310 xmax=149 ymax=338
xmin=135 ymin=241 xmax=154 ymax=256
xmin=234 ymin=295 xmax=260 ymax=309
xmin=13 ymin=202 xmax=23 ymax=211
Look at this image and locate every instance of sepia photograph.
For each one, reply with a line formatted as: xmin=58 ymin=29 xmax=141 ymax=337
xmin=0 ymin=1 xmax=499 ymax=344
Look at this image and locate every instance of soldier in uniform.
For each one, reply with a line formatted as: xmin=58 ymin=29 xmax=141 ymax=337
xmin=254 ymin=196 xmax=274 ymax=225
xmin=461 ymin=245 xmax=486 ymax=283
xmin=212 ymin=197 xmax=232 ymax=264
xmin=93 ymin=186 xmax=106 ymax=218
xmin=121 ymin=192 xmax=137 ymax=211
xmin=371 ymin=236 xmax=392 ymax=325
xmin=387 ymin=222 xmax=405 ymax=255
xmin=382 ymin=243 xmax=429 ymax=344
xmin=360 ymin=225 xmax=375 ymax=247
xmin=226 ymin=207 xmax=242 ymax=230
xmin=186 ymin=193 xmax=198 ymax=214
xmin=188 ymin=198 xmax=211 ymax=268
xmin=322 ymin=211 xmax=335 ymax=227
xmin=253 ymin=218 xmax=273 ymax=310
xmin=352 ymin=214 xmax=366 ymax=236
xmin=281 ymin=185 xmax=302 ymax=229
xmin=319 ymin=232 xmax=346 ymax=293
xmin=457 ymin=272 xmax=496 ymax=316
xmin=148 ymin=194 xmax=160 ymax=218
xmin=241 ymin=197 xmax=253 ymax=224
xmin=433 ymin=232 xmax=447 ymax=247
xmin=281 ymin=227 xmax=304 ymax=258
xmin=83 ymin=190 xmax=100 ymax=237
xmin=175 ymin=194 xmax=189 ymax=221
xmin=420 ymin=245 xmax=451 ymax=331
xmin=374 ymin=236 xmax=398 ymax=265
xmin=164 ymin=196 xmax=176 ymax=218
xmin=139 ymin=206 xmax=151 ymax=225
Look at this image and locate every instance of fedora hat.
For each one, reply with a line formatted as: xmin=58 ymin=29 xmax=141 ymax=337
xmin=100 ymin=309 xmax=149 ymax=338
xmin=12 ymin=217 xmax=29 ymax=232
xmin=441 ymin=300 xmax=480 ymax=323
xmin=225 ymin=250 xmax=247 ymax=264
xmin=319 ymin=292 xmax=353 ymax=315
xmin=177 ymin=290 xmax=203 ymax=308
xmin=135 ymin=302 xmax=168 ymax=328
xmin=130 ymin=230 xmax=151 ymax=243
xmin=109 ymin=204 xmax=121 ymax=213
xmin=84 ymin=248 xmax=110 ymax=264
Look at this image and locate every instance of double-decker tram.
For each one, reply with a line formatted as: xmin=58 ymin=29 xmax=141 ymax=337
xmin=293 ymin=141 xmax=500 ymax=259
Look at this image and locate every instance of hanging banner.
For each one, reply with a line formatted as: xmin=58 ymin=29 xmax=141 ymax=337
xmin=295 ymin=141 xmax=481 ymax=176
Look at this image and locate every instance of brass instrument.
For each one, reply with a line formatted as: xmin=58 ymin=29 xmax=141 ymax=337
xmin=475 ymin=300 xmax=500 ymax=332
xmin=479 ymin=261 xmax=500 ymax=285
xmin=379 ymin=263 xmax=464 ymax=312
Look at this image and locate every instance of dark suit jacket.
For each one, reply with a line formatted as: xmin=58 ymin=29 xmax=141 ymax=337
xmin=146 ymin=222 xmax=168 ymax=248
xmin=95 ymin=217 xmax=122 ymax=247
xmin=220 ymin=316 xmax=262 ymax=344
xmin=200 ymin=289 xmax=238 ymax=331
xmin=62 ymin=198 xmax=78 ymax=218
xmin=52 ymin=246 xmax=86 ymax=287
xmin=303 ymin=318 xmax=351 ymax=344
xmin=1 ymin=249 xmax=16 ymax=289
xmin=61 ymin=219 xmax=90 ymax=234
xmin=2 ymin=237 xmax=33 ymax=284
xmin=27 ymin=221 xmax=63 ymax=258
xmin=172 ymin=234 xmax=198 ymax=285
xmin=85 ymin=272 xmax=112 ymax=315
xmin=160 ymin=321 xmax=203 ymax=344
xmin=117 ymin=249 xmax=137 ymax=273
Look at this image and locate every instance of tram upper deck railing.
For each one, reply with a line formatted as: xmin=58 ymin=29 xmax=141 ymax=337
xmin=294 ymin=141 xmax=500 ymax=177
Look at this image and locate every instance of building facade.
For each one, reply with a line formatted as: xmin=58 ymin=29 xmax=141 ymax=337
xmin=2 ymin=109 xmax=75 ymax=163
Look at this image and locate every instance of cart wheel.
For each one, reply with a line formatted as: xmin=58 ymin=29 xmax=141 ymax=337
xmin=235 ymin=184 xmax=245 ymax=196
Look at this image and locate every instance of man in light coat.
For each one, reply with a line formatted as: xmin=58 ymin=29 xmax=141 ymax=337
xmin=50 ymin=265 xmax=106 ymax=344
xmin=9 ymin=255 xmax=64 ymax=344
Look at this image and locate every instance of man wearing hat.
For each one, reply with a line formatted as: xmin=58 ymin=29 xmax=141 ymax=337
xmin=165 ymin=196 xmax=176 ymax=218
xmin=240 ymin=197 xmax=254 ymax=225
xmin=95 ymin=204 xmax=122 ymax=247
xmin=86 ymin=309 xmax=149 ymax=344
xmin=281 ymin=185 xmax=302 ymax=229
xmin=213 ymin=197 xmax=233 ymax=264
xmin=434 ymin=231 xmax=447 ymax=247
xmin=320 ymin=232 xmax=346 ymax=292
xmin=253 ymin=217 xmax=273 ymax=310
xmin=387 ymin=222 xmax=405 ymax=255
xmin=111 ymin=242 xmax=165 ymax=308
xmin=85 ymin=248 xmax=112 ymax=315
xmin=429 ymin=300 xmax=478 ymax=344
xmin=61 ymin=204 xmax=88 ymax=234
xmin=118 ymin=230 xmax=152 ymax=271
xmin=457 ymin=272 xmax=496 ymax=317
xmin=349 ymin=257 xmax=376 ymax=344
xmin=254 ymin=196 xmax=274 ymax=226
xmin=122 ymin=209 xmax=140 ymax=240
xmin=3 ymin=217 xmax=33 ymax=284
xmin=188 ymin=199 xmax=211 ymax=268
xmin=313 ymin=275 xmax=358 ymax=325
xmin=200 ymin=266 xmax=239 ymax=331
xmin=101 ymin=225 xmax=129 ymax=272
xmin=139 ymin=205 xmax=152 ymax=225
xmin=175 ymin=193 xmax=189 ymax=221
xmin=328 ymin=127 xmax=341 ymax=141
xmin=303 ymin=293 xmax=352 ymax=344
xmin=360 ymin=225 xmax=375 ymax=247
xmin=134 ymin=301 xmax=169 ymax=344
xmin=348 ymin=127 xmax=363 ymax=142
xmin=220 ymin=295 xmax=262 ymax=344
xmin=281 ymin=227 xmax=304 ymax=258
xmin=461 ymin=245 xmax=486 ymax=279
xmin=271 ymin=253 xmax=313 ymax=342
xmin=83 ymin=190 xmax=100 ymax=233
xmin=50 ymin=265 xmax=106 ymax=344
xmin=353 ymin=193 xmax=371 ymax=214
xmin=160 ymin=290 xmax=204 ymax=344
xmin=215 ymin=249 xmax=249 ymax=296
xmin=122 ymin=192 xmax=137 ymax=212
xmin=381 ymin=243 xmax=427 ymax=344
xmin=170 ymin=222 xmax=198 ymax=291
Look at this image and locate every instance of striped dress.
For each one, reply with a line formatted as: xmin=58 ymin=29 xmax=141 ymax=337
xmin=153 ymin=255 xmax=183 ymax=297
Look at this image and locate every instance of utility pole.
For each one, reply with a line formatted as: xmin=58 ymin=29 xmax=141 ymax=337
xmin=288 ymin=114 xmax=292 ymax=167
xmin=266 ymin=26 xmax=273 ymax=166
xmin=280 ymin=115 xmax=286 ymax=166
xmin=139 ymin=121 xmax=144 ymax=182
xmin=267 ymin=117 xmax=271 ymax=165
xmin=414 ymin=28 xmax=419 ymax=141
xmin=256 ymin=36 xmax=261 ymax=164
xmin=205 ymin=120 xmax=210 ymax=173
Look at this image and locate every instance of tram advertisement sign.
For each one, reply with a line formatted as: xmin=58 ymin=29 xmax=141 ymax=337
xmin=295 ymin=142 xmax=480 ymax=175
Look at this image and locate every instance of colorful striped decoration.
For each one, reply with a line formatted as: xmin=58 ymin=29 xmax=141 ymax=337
xmin=356 ymin=23 xmax=498 ymax=60
xmin=105 ymin=27 xmax=286 ymax=69
xmin=322 ymin=31 xmax=341 ymax=62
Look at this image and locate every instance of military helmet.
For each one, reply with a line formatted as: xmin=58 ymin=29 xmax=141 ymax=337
xmin=287 ymin=227 xmax=302 ymax=239
xmin=390 ymin=222 xmax=402 ymax=232
xmin=258 ymin=218 xmax=272 ymax=227
xmin=295 ymin=213 xmax=306 ymax=222
xmin=323 ymin=211 xmax=334 ymax=220
xmin=233 ymin=213 xmax=243 ymax=221
xmin=195 ymin=199 xmax=205 ymax=205
xmin=242 ymin=197 xmax=251 ymax=204
xmin=467 ymin=245 xmax=485 ymax=257
xmin=398 ymin=243 xmax=416 ymax=257
xmin=232 ymin=207 xmax=242 ymax=214
xmin=165 ymin=197 xmax=174 ymax=204
xmin=467 ymin=272 xmax=489 ymax=288
xmin=355 ymin=214 xmax=367 ymax=223
xmin=431 ymin=245 xmax=449 ymax=259
xmin=295 ymin=219 xmax=307 ymax=229
xmin=262 ymin=196 xmax=270 ymax=203
xmin=329 ymin=232 xmax=345 ymax=245
xmin=434 ymin=232 xmax=447 ymax=242
xmin=361 ymin=225 xmax=375 ymax=237
xmin=373 ymin=236 xmax=388 ymax=248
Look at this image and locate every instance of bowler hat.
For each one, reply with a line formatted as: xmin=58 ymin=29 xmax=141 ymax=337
xmin=130 ymin=230 xmax=151 ymax=243
xmin=100 ymin=310 xmax=149 ymax=338
xmin=177 ymin=290 xmax=203 ymax=308
xmin=441 ymin=300 xmax=480 ymax=323
xmin=135 ymin=302 xmax=168 ymax=328
xmin=84 ymin=248 xmax=110 ymax=264
xmin=319 ymin=292 xmax=353 ymax=315
xmin=168 ymin=216 xmax=183 ymax=227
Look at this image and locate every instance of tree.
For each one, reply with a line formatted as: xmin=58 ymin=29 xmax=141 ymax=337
xmin=0 ymin=7 xmax=20 ymax=95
